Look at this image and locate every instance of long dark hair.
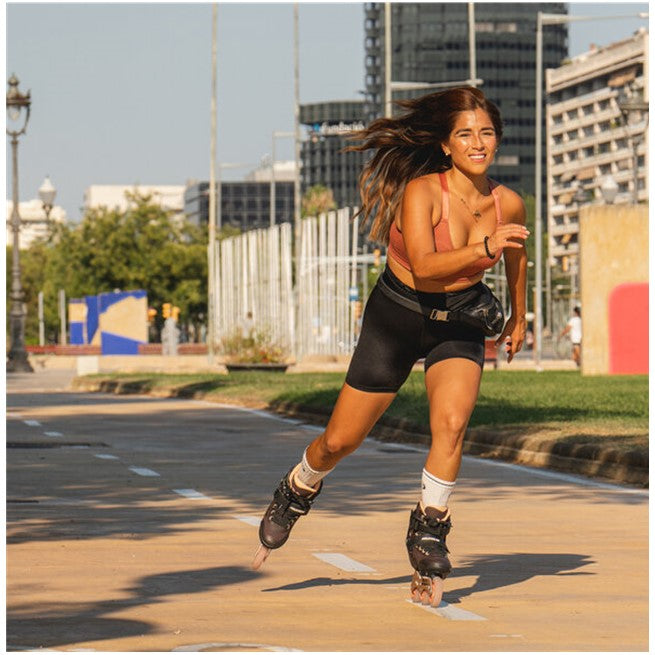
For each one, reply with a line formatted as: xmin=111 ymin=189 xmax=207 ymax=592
xmin=347 ymin=86 xmax=503 ymax=244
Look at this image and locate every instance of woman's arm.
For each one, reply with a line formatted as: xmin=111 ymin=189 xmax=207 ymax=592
xmin=401 ymin=177 xmax=528 ymax=281
xmin=496 ymin=189 xmax=528 ymax=362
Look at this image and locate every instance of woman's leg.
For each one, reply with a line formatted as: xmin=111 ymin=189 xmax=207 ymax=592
xmin=405 ymin=357 xmax=483 ymax=603
xmin=424 ymin=357 xmax=483 ymax=486
xmin=305 ymin=382 xmax=397 ymax=471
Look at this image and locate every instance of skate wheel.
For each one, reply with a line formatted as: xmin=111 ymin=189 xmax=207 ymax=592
xmin=410 ymin=571 xmax=444 ymax=607
xmin=252 ymin=544 xmax=271 ymax=570
xmin=428 ymin=576 xmax=444 ymax=607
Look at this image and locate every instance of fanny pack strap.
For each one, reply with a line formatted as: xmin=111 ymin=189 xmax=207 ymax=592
xmin=377 ymin=273 xmax=457 ymax=323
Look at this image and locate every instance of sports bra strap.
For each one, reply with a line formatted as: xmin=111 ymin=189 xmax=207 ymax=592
xmin=489 ymin=182 xmax=502 ymax=225
xmin=439 ymin=173 xmax=449 ymax=222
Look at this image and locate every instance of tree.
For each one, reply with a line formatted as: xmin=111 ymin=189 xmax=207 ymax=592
xmin=8 ymin=193 xmax=209 ymax=344
xmin=301 ymin=184 xmax=337 ymax=218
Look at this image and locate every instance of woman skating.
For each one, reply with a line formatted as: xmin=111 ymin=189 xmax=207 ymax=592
xmin=253 ymin=86 xmax=529 ymax=606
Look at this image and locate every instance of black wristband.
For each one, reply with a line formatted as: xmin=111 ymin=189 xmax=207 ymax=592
xmin=484 ymin=235 xmax=495 ymax=259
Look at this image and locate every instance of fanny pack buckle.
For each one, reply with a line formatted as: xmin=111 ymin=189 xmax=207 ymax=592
xmin=429 ymin=309 xmax=450 ymax=322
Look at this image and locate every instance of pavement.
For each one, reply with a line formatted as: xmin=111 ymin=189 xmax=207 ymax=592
xmin=6 ymin=367 xmax=649 ymax=652
xmin=67 ymin=366 xmax=647 ymax=488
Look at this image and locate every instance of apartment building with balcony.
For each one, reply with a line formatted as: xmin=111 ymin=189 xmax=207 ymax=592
xmin=545 ymin=28 xmax=648 ymax=272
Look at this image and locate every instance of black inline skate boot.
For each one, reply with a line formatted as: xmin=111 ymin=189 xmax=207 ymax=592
xmin=406 ymin=503 xmax=452 ymax=606
xmin=252 ymin=466 xmax=322 ymax=570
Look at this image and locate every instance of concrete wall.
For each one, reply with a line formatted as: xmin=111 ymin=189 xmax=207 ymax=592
xmin=579 ymin=204 xmax=648 ymax=375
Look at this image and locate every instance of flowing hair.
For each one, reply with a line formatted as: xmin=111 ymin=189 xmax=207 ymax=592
xmin=346 ymin=86 xmax=503 ymax=245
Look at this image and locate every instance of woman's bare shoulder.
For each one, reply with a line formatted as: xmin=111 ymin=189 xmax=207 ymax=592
xmin=404 ymin=173 xmax=441 ymax=204
xmin=491 ymin=181 xmax=526 ymax=222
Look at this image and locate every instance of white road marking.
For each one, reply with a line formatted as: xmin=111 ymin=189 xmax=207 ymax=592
xmin=233 ymin=515 xmax=261 ymax=527
xmin=313 ymin=552 xmax=376 ymax=573
xmin=128 ymin=466 xmax=160 ymax=477
xmin=406 ymin=599 xmax=486 ymax=621
xmin=173 ymin=488 xmax=212 ymax=500
xmin=23 ymin=419 xmax=41 ymax=427
xmin=94 ymin=454 xmax=119 ymax=460
xmin=172 ymin=643 xmax=302 ymax=653
xmin=44 ymin=431 xmax=64 ymax=437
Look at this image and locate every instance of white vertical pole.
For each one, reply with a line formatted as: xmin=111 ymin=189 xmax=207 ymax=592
xmin=350 ymin=208 xmax=359 ymax=351
xmin=208 ymin=2 xmax=218 ymax=361
xmin=38 ymin=290 xmax=45 ymax=346
xmin=270 ymin=134 xmax=276 ymax=227
xmin=534 ymin=12 xmax=544 ymax=369
xmin=59 ymin=289 xmax=67 ymax=346
xmin=384 ymin=2 xmax=392 ymax=118
xmin=468 ymin=3 xmax=477 ymax=87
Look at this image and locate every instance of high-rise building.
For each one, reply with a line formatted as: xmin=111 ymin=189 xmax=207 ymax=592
xmin=363 ymin=2 xmax=568 ymax=195
xmin=300 ymin=100 xmax=367 ymax=209
xmin=545 ymin=28 xmax=648 ymax=273
xmin=184 ymin=179 xmax=294 ymax=231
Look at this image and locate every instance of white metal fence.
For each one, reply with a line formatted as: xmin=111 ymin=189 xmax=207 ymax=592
xmin=214 ymin=222 xmax=295 ymax=352
xmin=213 ymin=208 xmax=360 ymax=360
xmin=296 ymin=207 xmax=360 ymax=358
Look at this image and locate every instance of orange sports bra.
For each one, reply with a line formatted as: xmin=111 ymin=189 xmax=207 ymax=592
xmin=387 ymin=172 xmax=503 ymax=285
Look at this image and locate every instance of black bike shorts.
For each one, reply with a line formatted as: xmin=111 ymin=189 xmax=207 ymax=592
xmin=345 ymin=267 xmax=486 ymax=393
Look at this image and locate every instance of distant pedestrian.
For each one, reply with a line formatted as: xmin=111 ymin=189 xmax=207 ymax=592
xmin=560 ymin=306 xmax=582 ymax=366
xmin=252 ymin=86 xmax=529 ymax=607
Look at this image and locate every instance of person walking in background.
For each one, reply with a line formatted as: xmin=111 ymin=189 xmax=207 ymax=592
xmin=560 ymin=306 xmax=582 ymax=367
xmin=252 ymin=86 xmax=529 ymax=607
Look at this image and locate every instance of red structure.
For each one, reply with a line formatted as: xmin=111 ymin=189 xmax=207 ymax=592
xmin=608 ymin=283 xmax=648 ymax=375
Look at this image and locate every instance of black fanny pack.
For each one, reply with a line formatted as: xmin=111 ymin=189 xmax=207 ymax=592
xmin=378 ymin=272 xmax=505 ymax=337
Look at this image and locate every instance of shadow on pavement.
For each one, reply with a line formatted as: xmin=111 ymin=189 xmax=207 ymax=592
xmin=7 ymin=565 xmax=261 ymax=650
xmin=446 ymin=552 xmax=595 ymax=603
xmin=259 ymin=552 xmax=595 ymax=602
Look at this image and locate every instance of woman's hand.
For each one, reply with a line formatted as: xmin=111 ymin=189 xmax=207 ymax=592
xmin=487 ymin=223 xmax=530 ymax=254
xmin=496 ymin=313 xmax=527 ymax=363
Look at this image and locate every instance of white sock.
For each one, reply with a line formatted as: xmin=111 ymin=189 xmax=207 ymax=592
xmin=293 ymin=448 xmax=333 ymax=489
xmin=421 ymin=468 xmax=456 ymax=509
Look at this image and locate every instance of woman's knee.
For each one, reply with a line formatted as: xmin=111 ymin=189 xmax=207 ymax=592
xmin=431 ymin=411 xmax=470 ymax=452
xmin=319 ymin=428 xmax=361 ymax=459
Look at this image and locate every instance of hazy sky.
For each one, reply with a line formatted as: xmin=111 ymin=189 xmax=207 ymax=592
xmin=5 ymin=2 xmax=649 ymax=222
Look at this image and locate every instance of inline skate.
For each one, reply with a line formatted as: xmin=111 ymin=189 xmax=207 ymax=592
xmin=252 ymin=466 xmax=322 ymax=570
xmin=406 ymin=503 xmax=452 ymax=606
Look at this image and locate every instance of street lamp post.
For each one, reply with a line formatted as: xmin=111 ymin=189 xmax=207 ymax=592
xmin=534 ymin=10 xmax=648 ymax=369
xmin=270 ymin=131 xmax=294 ymax=227
xmin=6 ymin=74 xmax=32 ymax=373
xmin=617 ymin=83 xmax=648 ymax=204
xmin=38 ymin=175 xmax=56 ymax=220
xmin=38 ymin=176 xmax=57 ymax=347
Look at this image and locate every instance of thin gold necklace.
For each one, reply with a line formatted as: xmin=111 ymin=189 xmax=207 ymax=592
xmin=455 ymin=188 xmax=489 ymax=220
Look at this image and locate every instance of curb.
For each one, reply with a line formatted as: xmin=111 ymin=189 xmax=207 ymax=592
xmin=71 ymin=378 xmax=648 ymax=488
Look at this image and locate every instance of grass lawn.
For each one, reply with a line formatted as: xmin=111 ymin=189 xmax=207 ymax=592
xmin=84 ymin=369 xmax=648 ymax=452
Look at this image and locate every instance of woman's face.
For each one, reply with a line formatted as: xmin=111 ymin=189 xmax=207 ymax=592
xmin=442 ymin=108 xmax=498 ymax=175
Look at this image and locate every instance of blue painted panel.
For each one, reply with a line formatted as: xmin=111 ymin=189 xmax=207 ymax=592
xmin=86 ymin=295 xmax=99 ymax=345
xmin=70 ymin=323 xmax=85 ymax=345
xmin=101 ymin=331 xmax=141 ymax=355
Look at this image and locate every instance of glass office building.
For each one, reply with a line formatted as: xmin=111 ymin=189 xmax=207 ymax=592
xmin=363 ymin=2 xmax=568 ymax=195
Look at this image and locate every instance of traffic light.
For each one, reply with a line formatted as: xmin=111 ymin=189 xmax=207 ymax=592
xmin=147 ymin=307 xmax=157 ymax=322
xmin=162 ymin=303 xmax=171 ymax=319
